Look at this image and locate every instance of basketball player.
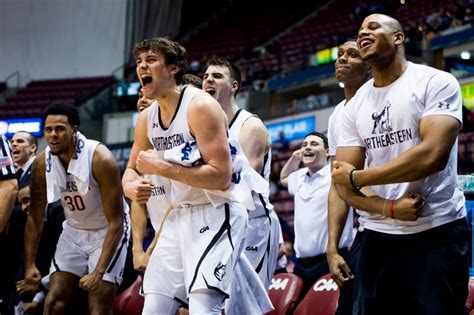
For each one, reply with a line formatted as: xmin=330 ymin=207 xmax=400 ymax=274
xmin=0 ymin=134 xmax=17 ymax=232
xmin=203 ymin=58 xmax=280 ymax=291
xmin=128 ymin=37 xmax=247 ymax=314
xmin=24 ymin=102 xmax=130 ymax=314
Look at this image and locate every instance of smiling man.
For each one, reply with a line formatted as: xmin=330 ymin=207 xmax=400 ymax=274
xmin=280 ymin=132 xmax=353 ymax=296
xmin=332 ymin=14 xmax=468 ymax=314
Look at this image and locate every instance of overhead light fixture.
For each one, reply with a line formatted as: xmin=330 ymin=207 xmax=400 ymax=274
xmin=461 ymin=51 xmax=471 ymax=60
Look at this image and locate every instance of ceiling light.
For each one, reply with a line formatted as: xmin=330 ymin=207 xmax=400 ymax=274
xmin=461 ymin=51 xmax=471 ymax=60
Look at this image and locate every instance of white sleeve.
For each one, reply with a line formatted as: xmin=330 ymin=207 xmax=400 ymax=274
xmin=336 ymin=99 xmax=365 ymax=148
xmin=422 ymin=71 xmax=462 ymax=123
xmin=287 ymin=171 xmax=298 ymax=196
xmin=327 ymin=109 xmax=337 ymax=156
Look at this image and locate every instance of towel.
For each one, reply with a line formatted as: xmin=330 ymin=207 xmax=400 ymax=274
xmin=225 ymin=253 xmax=274 ymax=314
xmin=46 ymin=132 xmax=99 ymax=203
xmin=164 ymin=139 xmax=269 ymax=210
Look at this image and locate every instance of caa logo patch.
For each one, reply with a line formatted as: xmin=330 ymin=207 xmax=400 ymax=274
xmin=313 ymin=278 xmax=338 ymax=291
xmin=269 ymin=278 xmax=288 ymax=290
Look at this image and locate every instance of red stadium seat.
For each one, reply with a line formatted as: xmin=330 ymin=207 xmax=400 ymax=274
xmin=266 ymin=273 xmax=303 ymax=315
xmin=294 ymin=274 xmax=339 ymax=315
xmin=466 ymin=278 xmax=474 ymax=315
xmin=113 ymin=275 xmax=144 ymax=315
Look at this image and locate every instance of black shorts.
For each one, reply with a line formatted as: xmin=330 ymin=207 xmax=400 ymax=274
xmin=352 ymin=218 xmax=469 ymax=315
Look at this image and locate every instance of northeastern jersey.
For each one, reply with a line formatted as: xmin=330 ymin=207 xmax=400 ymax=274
xmin=146 ymin=86 xmax=209 ymax=206
xmin=228 ymin=109 xmax=273 ymax=218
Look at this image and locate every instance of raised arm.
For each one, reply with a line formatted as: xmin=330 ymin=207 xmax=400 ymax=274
xmin=279 ymin=148 xmax=303 ymax=187
xmin=24 ymin=152 xmax=47 ymax=283
xmin=79 ymin=144 xmax=125 ymax=292
xmin=239 ymin=116 xmax=270 ymax=173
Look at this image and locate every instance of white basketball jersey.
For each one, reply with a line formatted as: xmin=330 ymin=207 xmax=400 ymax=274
xmin=228 ymin=109 xmax=273 ymax=218
xmin=146 ymin=86 xmax=209 ymax=206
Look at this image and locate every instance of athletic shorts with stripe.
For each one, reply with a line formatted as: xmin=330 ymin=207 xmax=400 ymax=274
xmin=243 ymin=210 xmax=280 ymax=290
xmin=50 ymin=217 xmax=130 ymax=285
xmin=143 ymin=202 xmax=248 ymax=304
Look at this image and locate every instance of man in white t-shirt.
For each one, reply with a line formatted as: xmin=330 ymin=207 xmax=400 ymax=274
xmin=281 ymin=132 xmax=353 ymax=295
xmin=332 ymin=14 xmax=468 ymax=314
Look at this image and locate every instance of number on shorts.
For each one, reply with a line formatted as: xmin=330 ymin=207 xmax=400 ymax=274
xmin=64 ymin=195 xmax=86 ymax=211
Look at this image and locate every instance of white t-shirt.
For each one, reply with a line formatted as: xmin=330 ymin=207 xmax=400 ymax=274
xmin=338 ymin=62 xmax=466 ymax=234
xmin=288 ymin=164 xmax=353 ymax=258
xmin=327 ymin=100 xmax=346 ymax=157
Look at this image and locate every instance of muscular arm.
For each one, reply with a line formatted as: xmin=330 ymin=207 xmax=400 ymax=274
xmin=239 ymin=116 xmax=270 ymax=173
xmin=24 ymin=153 xmax=47 ymax=281
xmin=279 ymin=149 xmax=303 ymax=187
xmin=0 ymin=178 xmax=17 ymax=232
xmin=337 ymin=115 xmax=460 ymax=187
xmin=130 ymin=202 xmax=149 ymax=271
xmin=81 ymin=144 xmax=124 ymax=290
xmin=137 ymin=93 xmax=232 ymax=191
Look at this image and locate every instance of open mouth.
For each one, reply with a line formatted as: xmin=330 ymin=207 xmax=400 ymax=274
xmin=141 ymin=75 xmax=153 ymax=87
xmin=360 ymin=39 xmax=373 ymax=49
xmin=303 ymin=152 xmax=315 ymax=157
xmin=205 ymin=88 xmax=216 ymax=96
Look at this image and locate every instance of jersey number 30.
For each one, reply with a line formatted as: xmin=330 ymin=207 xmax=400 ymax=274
xmin=64 ymin=195 xmax=86 ymax=211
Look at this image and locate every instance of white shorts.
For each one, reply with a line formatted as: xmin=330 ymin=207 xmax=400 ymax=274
xmin=243 ymin=210 xmax=280 ymax=290
xmin=143 ymin=202 xmax=248 ymax=303
xmin=50 ymin=218 xmax=130 ymax=285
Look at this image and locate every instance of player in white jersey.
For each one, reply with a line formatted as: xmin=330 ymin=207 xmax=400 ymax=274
xmin=332 ymin=14 xmax=468 ymax=314
xmin=0 ymin=134 xmax=17 ymax=232
xmin=203 ymin=58 xmax=280 ymax=291
xmin=128 ymin=37 xmax=248 ymax=314
xmin=24 ymin=102 xmax=130 ymax=315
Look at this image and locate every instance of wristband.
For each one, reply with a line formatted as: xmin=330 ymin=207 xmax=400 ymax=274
xmin=387 ymin=200 xmax=395 ymax=219
xmin=349 ymin=169 xmax=361 ymax=191
xmin=382 ymin=199 xmax=388 ymax=216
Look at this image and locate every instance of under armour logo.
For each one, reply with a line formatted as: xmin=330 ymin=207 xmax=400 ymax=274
xmin=438 ymin=101 xmax=450 ymax=109
xmin=199 ymin=226 xmax=209 ymax=233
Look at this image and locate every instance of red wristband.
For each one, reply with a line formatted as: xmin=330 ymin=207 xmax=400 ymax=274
xmin=387 ymin=200 xmax=395 ymax=219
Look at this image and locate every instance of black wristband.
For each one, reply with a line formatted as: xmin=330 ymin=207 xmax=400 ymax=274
xmin=349 ymin=168 xmax=361 ymax=191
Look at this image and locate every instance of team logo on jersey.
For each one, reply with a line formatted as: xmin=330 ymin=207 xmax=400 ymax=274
xmin=371 ymin=102 xmax=393 ymax=134
xmin=181 ymin=142 xmax=194 ymax=161
xmin=231 ymin=170 xmax=241 ymax=184
xmin=46 ymin=151 xmax=52 ymax=173
xmin=72 ymin=139 xmax=85 ymax=160
xmin=214 ymin=261 xmax=226 ymax=281
xmin=0 ymin=156 xmax=13 ymax=167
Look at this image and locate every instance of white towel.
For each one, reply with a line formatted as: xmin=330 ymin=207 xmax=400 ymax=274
xmin=163 ymin=139 xmax=269 ymax=210
xmin=225 ymin=253 xmax=274 ymax=314
xmin=46 ymin=132 xmax=99 ymax=203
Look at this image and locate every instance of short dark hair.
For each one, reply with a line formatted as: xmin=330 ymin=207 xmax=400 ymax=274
xmin=14 ymin=131 xmax=38 ymax=153
xmin=182 ymin=74 xmax=203 ymax=89
xmin=207 ymin=57 xmax=242 ymax=94
xmin=132 ymin=37 xmax=188 ymax=85
xmin=43 ymin=102 xmax=80 ymax=127
xmin=304 ymin=131 xmax=328 ymax=149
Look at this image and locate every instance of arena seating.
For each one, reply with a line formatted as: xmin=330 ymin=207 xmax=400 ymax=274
xmin=294 ymin=274 xmax=340 ymax=315
xmin=0 ymin=76 xmax=114 ymax=119
xmin=266 ymin=273 xmax=303 ymax=315
xmin=113 ymin=274 xmax=144 ymax=315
